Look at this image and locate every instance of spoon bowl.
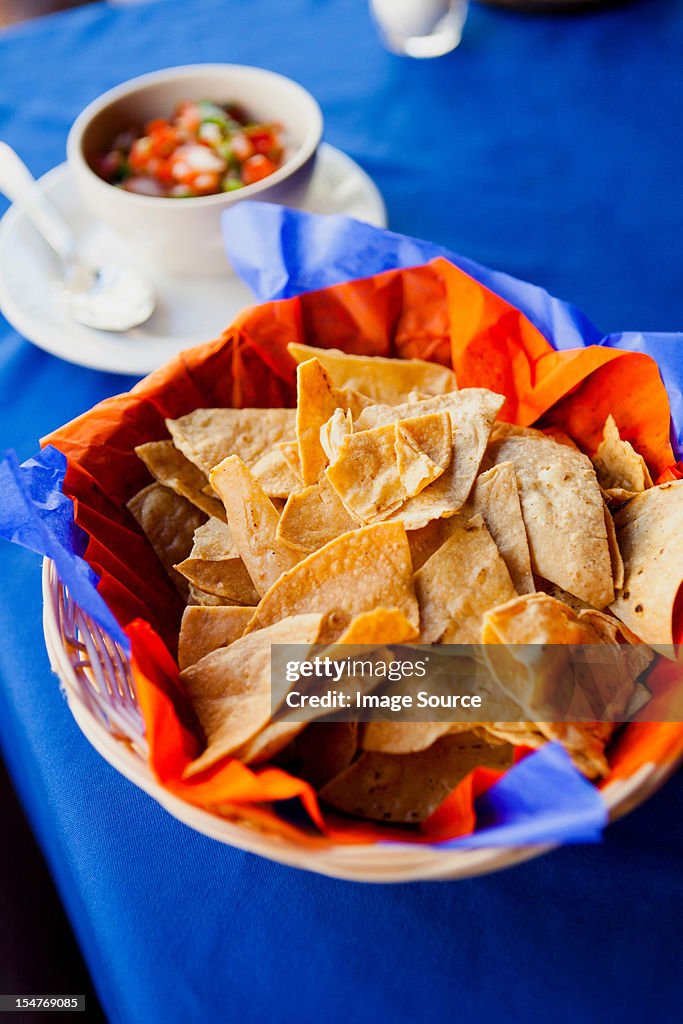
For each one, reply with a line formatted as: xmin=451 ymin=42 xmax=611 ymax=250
xmin=61 ymin=262 xmax=156 ymax=332
xmin=0 ymin=141 xmax=155 ymax=333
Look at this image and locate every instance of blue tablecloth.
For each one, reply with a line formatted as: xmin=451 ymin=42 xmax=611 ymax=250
xmin=1 ymin=2 xmax=682 ymax=1022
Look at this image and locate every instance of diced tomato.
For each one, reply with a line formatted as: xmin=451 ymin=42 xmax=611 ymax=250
xmin=97 ymin=101 xmax=284 ymax=197
xmin=175 ymin=101 xmax=202 ymax=134
xmin=153 ymin=158 xmax=176 ymax=186
xmin=230 ymin=133 xmax=255 ymax=163
xmin=244 ymin=121 xmax=282 ymax=137
xmin=129 ymin=137 xmax=152 ymax=173
xmin=240 ymin=154 xmax=279 ymax=186
xmin=149 ymin=124 xmax=180 ymax=159
xmin=254 ymin=133 xmax=277 ymax=156
xmin=244 ymin=125 xmax=284 ymax=161
xmin=191 ymin=172 xmax=221 ymax=195
xmin=145 ymin=118 xmax=168 ymax=135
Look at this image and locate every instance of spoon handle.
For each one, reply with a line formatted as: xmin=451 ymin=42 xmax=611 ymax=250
xmin=0 ymin=141 xmax=77 ymax=265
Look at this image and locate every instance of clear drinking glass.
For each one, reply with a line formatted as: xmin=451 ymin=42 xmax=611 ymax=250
xmin=369 ymin=0 xmax=469 ymax=58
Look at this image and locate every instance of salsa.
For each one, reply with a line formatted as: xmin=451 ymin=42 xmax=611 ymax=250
xmin=95 ymin=100 xmax=285 ymax=198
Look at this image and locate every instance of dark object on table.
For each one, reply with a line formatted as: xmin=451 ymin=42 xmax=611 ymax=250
xmin=0 ymin=760 xmax=106 ymax=1023
xmin=0 ymin=0 xmax=94 ymax=29
xmin=479 ymin=0 xmax=632 ymax=11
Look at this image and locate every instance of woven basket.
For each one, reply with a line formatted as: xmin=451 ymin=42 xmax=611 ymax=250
xmin=42 ymin=558 xmax=680 ymax=882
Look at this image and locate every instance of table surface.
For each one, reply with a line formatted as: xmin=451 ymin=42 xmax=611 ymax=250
xmin=1 ymin=1 xmax=682 ymax=1022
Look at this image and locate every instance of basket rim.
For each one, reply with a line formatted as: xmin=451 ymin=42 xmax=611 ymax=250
xmin=41 ymin=557 xmax=682 ymax=882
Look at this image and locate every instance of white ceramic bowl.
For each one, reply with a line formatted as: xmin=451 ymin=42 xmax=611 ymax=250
xmin=67 ymin=65 xmax=323 ymax=277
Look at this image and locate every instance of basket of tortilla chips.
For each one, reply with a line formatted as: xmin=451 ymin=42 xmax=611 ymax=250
xmin=3 ymin=206 xmax=683 ymax=882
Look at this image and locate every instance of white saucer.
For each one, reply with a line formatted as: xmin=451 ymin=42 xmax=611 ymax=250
xmin=0 ymin=143 xmax=387 ymax=377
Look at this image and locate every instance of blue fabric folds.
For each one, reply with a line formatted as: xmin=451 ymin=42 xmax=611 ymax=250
xmin=223 ymin=202 xmax=683 ymax=459
xmin=0 ymin=446 xmax=127 ymax=647
xmin=456 ymin=743 xmax=607 ymax=848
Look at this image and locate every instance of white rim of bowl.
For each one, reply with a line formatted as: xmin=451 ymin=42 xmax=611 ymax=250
xmin=67 ymin=63 xmax=324 ymax=207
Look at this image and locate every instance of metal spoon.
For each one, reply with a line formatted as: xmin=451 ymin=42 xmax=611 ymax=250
xmin=0 ymin=141 xmax=155 ymax=332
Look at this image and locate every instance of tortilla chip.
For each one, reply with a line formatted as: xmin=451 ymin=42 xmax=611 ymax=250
xmin=175 ymin=560 xmax=258 ymax=604
xmin=482 ymin=592 xmax=597 ymax=646
xmin=182 ymin=613 xmax=324 ymax=777
xmin=325 ymin=421 xmax=404 ymax=522
xmin=481 ymin=593 xmax=593 ymax=720
xmin=415 ymin=514 xmax=517 ymax=643
xmin=278 ymin=722 xmax=359 ymax=789
xmin=334 ymin=607 xmax=419 ymax=645
xmin=482 ymin=593 xmax=637 ymax=723
xmin=356 ymin=389 xmax=505 ymax=530
xmin=175 ymin=555 xmax=259 ymax=605
xmin=296 ymin=359 xmax=371 ymax=486
xmin=188 ymin=585 xmax=233 ymax=607
xmin=319 ymin=733 xmax=513 ymax=823
xmin=394 ymin=411 xmax=452 ymax=496
xmin=626 ymin=682 xmax=652 ymax=719
xmin=603 ymin=486 xmax=639 ymax=508
xmin=406 ymin=518 xmax=458 ymax=571
xmin=188 ymin=518 xmax=237 ymax=559
xmin=481 ymin=722 xmax=546 ymax=750
xmin=610 ymin=481 xmax=683 ymax=649
xmin=537 ymin=722 xmax=613 ymax=780
xmin=174 ymin=517 xmax=259 ymax=603
xmin=210 ymin=455 xmax=301 ymax=596
xmin=305 ymin=612 xmax=418 ymax=702
xmin=488 ymin=424 xmax=614 ymax=608
xmin=277 ymin=440 xmax=303 ymax=478
xmin=603 ymin=500 xmax=625 ymax=591
xmin=250 ymin=444 xmax=302 ymax=499
xmin=288 ymin=342 xmax=458 ymax=404
xmin=127 ymin=483 xmax=205 ymax=597
xmin=593 ymin=414 xmax=653 ymax=492
xmin=536 ymin=581 xmax=593 ymax=614
xmin=166 ymin=407 xmax=295 ymax=477
xmin=244 ymin=521 xmax=419 ymax=640
xmin=135 ymin=440 xmax=226 ymax=521
xmin=277 ymin=477 xmax=360 ymax=553
xmin=178 ymin=606 xmax=254 ymax=670
xmin=578 ymin=608 xmax=655 ymax=682
xmin=577 ymin=608 xmax=644 ymax=647
xmin=325 ymin=412 xmax=451 ymax=524
xmin=320 ymin=408 xmax=353 ymax=463
xmin=482 ymin=720 xmax=611 ymax=782
xmin=467 ymin=462 xmax=534 ymax=594
xmin=362 ymin=722 xmax=456 ymax=755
